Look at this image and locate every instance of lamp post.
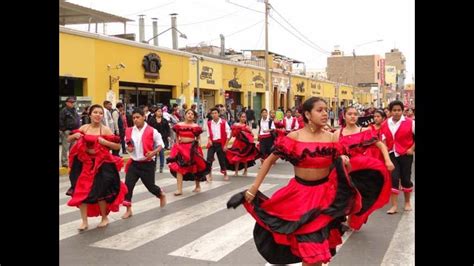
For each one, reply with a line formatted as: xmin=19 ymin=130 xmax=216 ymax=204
xmin=351 ymin=39 xmax=383 ymax=108
xmin=107 ymin=63 xmax=126 ymax=106
xmin=144 ymin=27 xmax=187 ymax=44
xmin=190 ymin=55 xmax=203 ymax=125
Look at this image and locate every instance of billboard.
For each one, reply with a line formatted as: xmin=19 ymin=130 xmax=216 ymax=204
xmin=385 ymin=65 xmax=397 ymax=85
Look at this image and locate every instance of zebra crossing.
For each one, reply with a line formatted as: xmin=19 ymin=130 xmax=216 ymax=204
xmin=59 ymin=165 xmax=414 ymax=265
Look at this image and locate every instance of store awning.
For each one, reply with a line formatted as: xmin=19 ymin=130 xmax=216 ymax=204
xmin=60 ymin=0 xmax=133 ymax=25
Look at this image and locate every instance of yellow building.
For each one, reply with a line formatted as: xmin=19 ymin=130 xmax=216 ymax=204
xmin=61 ymin=27 xmax=191 ymax=111
xmin=60 ymin=27 xmax=353 ymax=117
xmin=308 ymin=79 xmax=323 ymax=99
xmin=318 ymin=81 xmax=336 ymax=109
xmin=60 ymin=27 xmax=269 ymax=118
xmin=338 ymin=84 xmax=353 ymax=107
xmin=290 ymin=75 xmax=307 ymax=108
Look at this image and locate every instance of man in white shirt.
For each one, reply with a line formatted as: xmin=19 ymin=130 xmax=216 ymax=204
xmin=283 ymin=109 xmax=299 ymax=134
xmin=122 ymin=108 xmax=166 ymax=219
xmin=258 ymin=108 xmax=276 ymax=164
xmin=206 ymin=107 xmax=231 ymax=181
xmin=381 ymin=100 xmax=415 ymax=214
xmin=102 ymin=101 xmax=116 ymax=134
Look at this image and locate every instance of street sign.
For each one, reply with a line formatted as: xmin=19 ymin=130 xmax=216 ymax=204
xmin=358 ymin=83 xmax=379 ymax=87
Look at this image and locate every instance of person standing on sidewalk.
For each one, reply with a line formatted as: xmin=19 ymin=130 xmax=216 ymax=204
xmin=121 ymin=108 xmax=167 ymax=219
xmin=117 ymin=103 xmax=130 ymax=155
xmin=59 ymin=96 xmax=80 ymax=167
xmin=329 ymin=109 xmax=335 ymax=127
xmin=148 ymin=106 xmax=171 ymax=173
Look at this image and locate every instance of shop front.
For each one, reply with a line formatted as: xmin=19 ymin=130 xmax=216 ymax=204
xmin=60 ymin=27 xmax=189 ymax=108
xmin=338 ymin=85 xmax=354 ymax=107
xmin=272 ymin=73 xmax=289 ymax=111
xmin=223 ymin=65 xmax=247 ymax=118
xmin=225 ymin=90 xmax=242 ymax=118
xmin=119 ymin=82 xmax=173 ymax=111
xmin=290 ymin=76 xmax=307 ymax=109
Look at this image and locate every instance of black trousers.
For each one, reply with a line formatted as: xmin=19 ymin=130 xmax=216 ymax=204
xmin=120 ymin=133 xmax=126 ymax=153
xmin=259 ymin=136 xmax=274 ymax=159
xmin=389 ymin=153 xmax=414 ymax=190
xmin=124 ymin=160 xmax=161 ymax=203
xmin=207 ymin=142 xmax=227 ymax=174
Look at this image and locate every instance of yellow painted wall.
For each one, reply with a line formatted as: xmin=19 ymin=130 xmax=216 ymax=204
xmin=222 ymin=64 xmax=249 ymax=106
xmin=60 ymin=32 xmax=96 ymax=98
xmin=338 ymin=85 xmax=353 ymax=101
xmin=291 ymin=76 xmax=307 ymax=97
xmin=60 ymin=32 xmax=191 ymax=105
xmin=309 ymin=80 xmax=323 ymax=98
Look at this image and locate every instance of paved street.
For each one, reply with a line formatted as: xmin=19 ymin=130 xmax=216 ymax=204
xmin=59 ymin=152 xmax=414 ymax=265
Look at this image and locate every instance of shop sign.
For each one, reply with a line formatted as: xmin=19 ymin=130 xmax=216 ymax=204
xmin=252 ymin=72 xmax=265 ymax=89
xmin=296 ymin=81 xmax=305 ymax=93
xmin=142 ymin=53 xmax=161 ymax=79
xmin=200 ymin=66 xmax=215 ymax=84
xmin=228 ymin=67 xmax=242 ymax=89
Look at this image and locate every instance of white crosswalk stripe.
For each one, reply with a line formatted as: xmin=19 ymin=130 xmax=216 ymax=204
xmin=60 ymin=180 xmax=229 ymax=241
xmin=89 ymin=183 xmax=277 ymax=251
xmin=59 ymin=178 xmax=177 ymax=215
xmin=168 ymin=214 xmax=255 ymax=261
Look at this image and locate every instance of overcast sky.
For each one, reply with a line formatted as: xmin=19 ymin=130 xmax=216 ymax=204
xmin=66 ymin=0 xmax=414 ymax=82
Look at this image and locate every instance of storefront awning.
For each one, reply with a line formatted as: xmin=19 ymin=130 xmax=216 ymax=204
xmin=60 ymin=0 xmax=133 ymax=25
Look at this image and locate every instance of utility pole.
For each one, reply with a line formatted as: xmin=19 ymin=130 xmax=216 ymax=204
xmin=264 ymin=0 xmax=270 ymax=110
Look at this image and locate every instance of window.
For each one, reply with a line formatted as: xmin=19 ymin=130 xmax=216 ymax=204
xmin=377 ymin=72 xmax=380 ymax=80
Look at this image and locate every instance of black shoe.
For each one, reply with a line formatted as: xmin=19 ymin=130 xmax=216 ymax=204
xmin=159 ymin=167 xmax=163 ymax=173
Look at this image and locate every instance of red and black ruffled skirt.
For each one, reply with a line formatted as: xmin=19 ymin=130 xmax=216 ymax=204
xmin=347 ymin=155 xmax=391 ymax=230
xmin=226 ymin=131 xmax=260 ymax=170
xmin=66 ymin=142 xmax=128 ymax=217
xmin=227 ymin=158 xmax=363 ymax=264
xmin=167 ymin=140 xmax=211 ymax=181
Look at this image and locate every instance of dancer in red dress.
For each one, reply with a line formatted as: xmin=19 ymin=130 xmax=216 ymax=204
xmin=335 ymin=106 xmax=394 ymax=230
xmin=167 ymin=109 xmax=211 ymax=196
xmin=225 ymin=112 xmax=259 ymax=176
xmin=66 ymin=104 xmax=128 ymax=231
xmin=227 ymin=97 xmax=386 ymax=265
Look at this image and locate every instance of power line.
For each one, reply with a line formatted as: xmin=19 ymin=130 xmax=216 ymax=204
xmin=270 ymin=4 xmax=330 ymax=54
xmin=269 ymin=14 xmax=329 ymax=56
xmin=179 ymin=10 xmax=241 ymax=26
xmin=226 ymin=20 xmax=263 ymax=38
xmin=225 ymin=0 xmax=264 ymax=14
xmin=124 ymin=0 xmax=176 ymax=17
xmin=254 ymin=23 xmax=265 ymax=49
xmin=126 ymin=10 xmax=242 ymax=28
xmin=186 ymin=20 xmax=264 ymax=46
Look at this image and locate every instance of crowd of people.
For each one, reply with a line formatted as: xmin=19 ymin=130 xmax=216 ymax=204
xmin=60 ymin=96 xmax=414 ymax=265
